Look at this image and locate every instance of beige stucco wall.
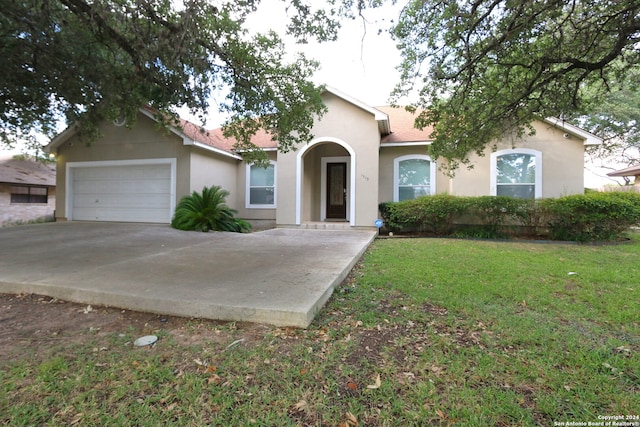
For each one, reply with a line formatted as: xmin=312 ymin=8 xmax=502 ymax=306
xmin=451 ymin=120 xmax=586 ymax=197
xmin=189 ymin=149 xmax=239 ymax=209
xmin=53 ymin=113 xmax=193 ymax=220
xmin=276 ymin=92 xmax=381 ymax=228
xmin=0 ymin=184 xmax=56 ymax=227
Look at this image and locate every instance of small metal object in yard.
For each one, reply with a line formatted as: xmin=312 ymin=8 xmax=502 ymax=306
xmin=134 ymin=335 xmax=158 ymax=347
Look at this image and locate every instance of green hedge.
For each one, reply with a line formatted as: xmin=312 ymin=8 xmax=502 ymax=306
xmin=379 ymin=192 xmax=640 ymax=242
xmin=541 ymin=192 xmax=640 ymax=242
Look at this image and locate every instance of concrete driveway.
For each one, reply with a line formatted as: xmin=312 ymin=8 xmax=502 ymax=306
xmin=0 ymin=222 xmax=375 ymax=327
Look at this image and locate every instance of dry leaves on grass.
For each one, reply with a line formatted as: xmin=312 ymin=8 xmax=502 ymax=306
xmin=339 ymin=411 xmax=359 ymax=427
xmin=366 ymin=373 xmax=381 ymax=389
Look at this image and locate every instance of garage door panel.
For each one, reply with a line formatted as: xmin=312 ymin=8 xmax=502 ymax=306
xmin=73 ymin=207 xmax=171 ymax=222
xmin=74 ymin=180 xmax=170 ymax=195
xmin=71 ymin=163 xmax=173 ymax=223
xmin=73 ymin=193 xmax=171 ymax=209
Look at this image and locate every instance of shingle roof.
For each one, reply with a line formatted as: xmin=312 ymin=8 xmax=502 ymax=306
xmin=185 ymin=105 xmax=431 ymax=152
xmin=377 ymin=106 xmax=434 ymax=143
xmin=175 ymin=119 xmax=277 ymax=153
xmin=0 ymin=155 xmax=56 ymax=186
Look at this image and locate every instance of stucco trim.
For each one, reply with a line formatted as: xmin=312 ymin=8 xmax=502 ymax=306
xmin=296 ymin=137 xmax=357 ymax=226
xmin=65 ymin=158 xmax=177 ymax=221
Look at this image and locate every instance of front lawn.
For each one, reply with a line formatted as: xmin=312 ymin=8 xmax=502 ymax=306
xmin=1 ymin=235 xmax=639 ymax=426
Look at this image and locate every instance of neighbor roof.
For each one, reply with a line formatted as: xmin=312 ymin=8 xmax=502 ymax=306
xmin=607 ymin=164 xmax=640 ymax=177
xmin=0 ymin=155 xmax=56 ymax=186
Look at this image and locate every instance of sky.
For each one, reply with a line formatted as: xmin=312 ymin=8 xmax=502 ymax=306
xmin=180 ymin=1 xmax=404 ymax=128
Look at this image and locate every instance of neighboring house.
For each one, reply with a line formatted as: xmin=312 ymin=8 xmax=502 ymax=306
xmin=0 ymin=154 xmax=56 ymax=227
xmin=45 ymin=87 xmax=602 ymax=229
xmin=607 ymin=164 xmax=640 ymax=191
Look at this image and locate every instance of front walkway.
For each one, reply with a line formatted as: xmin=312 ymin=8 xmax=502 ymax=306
xmin=0 ymin=222 xmax=376 ymax=327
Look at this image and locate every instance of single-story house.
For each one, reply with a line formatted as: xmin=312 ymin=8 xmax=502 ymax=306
xmin=45 ymin=87 xmax=602 ymax=229
xmin=0 ymin=154 xmax=56 ymax=227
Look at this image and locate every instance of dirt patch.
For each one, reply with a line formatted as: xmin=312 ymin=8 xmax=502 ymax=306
xmin=0 ymin=293 xmax=267 ymax=363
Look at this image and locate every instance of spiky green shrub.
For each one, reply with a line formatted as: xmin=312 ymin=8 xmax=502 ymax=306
xmin=171 ymin=186 xmax=251 ymax=233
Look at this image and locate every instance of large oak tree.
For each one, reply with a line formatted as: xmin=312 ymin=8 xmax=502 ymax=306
xmin=0 ymin=0 xmax=336 ymax=162
xmin=390 ymin=0 xmax=640 ymax=168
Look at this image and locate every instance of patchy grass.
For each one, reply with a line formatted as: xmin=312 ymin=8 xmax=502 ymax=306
xmin=1 ymin=235 xmax=639 ymax=426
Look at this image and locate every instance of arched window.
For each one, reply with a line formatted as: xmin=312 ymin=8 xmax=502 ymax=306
xmin=490 ymin=149 xmax=542 ymax=199
xmin=394 ymin=155 xmax=436 ymax=201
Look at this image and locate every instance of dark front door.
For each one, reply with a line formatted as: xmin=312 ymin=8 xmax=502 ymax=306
xmin=326 ymin=162 xmax=347 ymax=219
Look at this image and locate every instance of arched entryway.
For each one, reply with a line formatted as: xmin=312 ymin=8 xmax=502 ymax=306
xmin=295 ymin=137 xmax=356 ymax=226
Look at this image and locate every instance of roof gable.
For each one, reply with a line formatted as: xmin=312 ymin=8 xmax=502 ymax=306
xmin=45 ymin=109 xmax=242 ymax=160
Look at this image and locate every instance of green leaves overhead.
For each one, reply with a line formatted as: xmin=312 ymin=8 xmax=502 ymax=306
xmin=391 ymin=0 xmax=640 ymax=167
xmin=0 ymin=0 xmax=330 ymax=154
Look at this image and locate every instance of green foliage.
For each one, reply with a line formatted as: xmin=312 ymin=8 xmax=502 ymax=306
xmin=571 ymin=64 xmax=640 ymax=166
xmin=381 ymin=194 xmax=468 ymax=235
xmin=542 ymin=192 xmax=640 ymax=242
xmin=467 ymin=196 xmax=529 ymax=238
xmin=1 ymin=0 xmax=327 ymax=156
xmin=390 ymin=0 xmax=640 ymax=168
xmin=171 ymin=186 xmax=251 ymax=233
xmin=381 ymin=192 xmax=640 ymax=241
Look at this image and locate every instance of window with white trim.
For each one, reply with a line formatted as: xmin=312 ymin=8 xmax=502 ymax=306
xmin=491 ymin=149 xmax=542 ymax=199
xmin=394 ymin=155 xmax=436 ymax=201
xmin=246 ymin=161 xmax=276 ymax=208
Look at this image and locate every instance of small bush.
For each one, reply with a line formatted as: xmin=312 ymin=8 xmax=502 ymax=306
xmin=171 ymin=186 xmax=251 ymax=233
xmin=381 ymin=194 xmax=468 ymax=234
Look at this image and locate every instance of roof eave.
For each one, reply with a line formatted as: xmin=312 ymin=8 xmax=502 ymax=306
xmin=380 ymin=141 xmax=432 ymax=147
xmin=189 ymin=141 xmax=242 ymax=160
xmin=44 ymin=125 xmax=78 ymax=153
xmin=606 ymin=165 xmax=640 ymax=177
xmin=543 ymin=117 xmax=603 ymax=146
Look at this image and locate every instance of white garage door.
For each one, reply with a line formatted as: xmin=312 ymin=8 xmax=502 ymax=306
xmin=71 ymin=163 xmax=172 ymax=223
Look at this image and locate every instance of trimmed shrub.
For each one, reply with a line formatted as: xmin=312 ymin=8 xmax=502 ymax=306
xmin=542 ymin=192 xmax=640 ymax=242
xmin=171 ymin=186 xmax=251 ymax=233
xmin=465 ymin=196 xmax=527 ymax=238
xmin=379 ymin=192 xmax=640 ymax=241
xmin=381 ymin=194 xmax=468 ymax=235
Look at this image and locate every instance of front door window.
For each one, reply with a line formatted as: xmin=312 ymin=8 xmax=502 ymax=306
xmin=326 ymin=163 xmax=347 ymax=219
